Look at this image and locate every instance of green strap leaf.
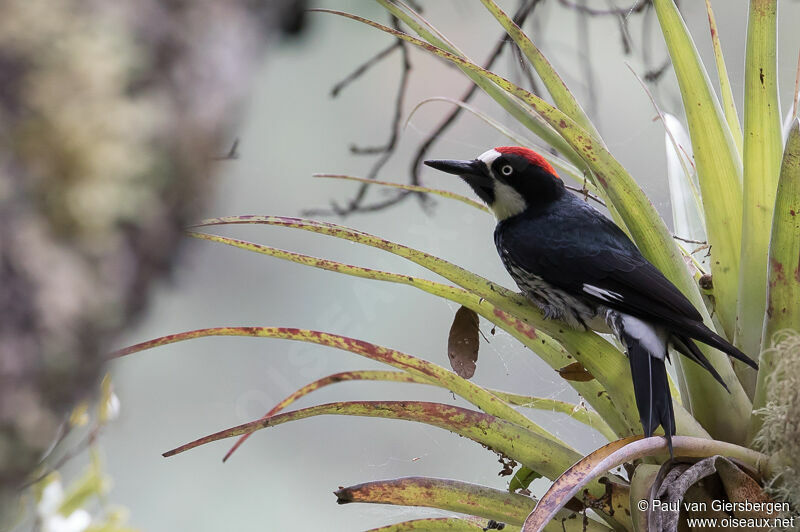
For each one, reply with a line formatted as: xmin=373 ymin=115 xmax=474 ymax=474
xmin=704 ymin=0 xmax=744 ymax=157
xmin=160 ymin=400 xmax=602 ymax=494
xmin=188 ymin=218 xmax=642 ymax=435
xmin=313 ymin=173 xmax=489 ymax=213
xmin=653 ymin=0 xmax=743 ymax=338
xmin=347 ymin=478 xmax=612 ymax=531
xmin=223 ymin=370 xmax=421 ymax=462
xmin=367 ymin=517 xmax=518 ymax=532
xmin=189 ymin=217 xmax=714 ymax=441
xmin=486 ymin=391 xmax=616 ymax=442
xmin=652 ymin=0 xmax=753 ymax=443
xmin=337 ymin=477 xmax=535 ymax=526
xmin=628 ymin=464 xmax=662 ymax=532
xmin=224 ymin=368 xmax=617 ymax=461
xmin=734 ymin=0 xmax=783 ymax=398
xmin=112 ymin=326 xmax=565 ymax=446
xmin=750 ymin=119 xmax=800 ymax=438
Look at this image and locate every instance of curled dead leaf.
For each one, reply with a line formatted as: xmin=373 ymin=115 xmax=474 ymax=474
xmin=448 ymin=305 xmax=480 ymax=378
xmin=557 ymin=361 xmax=595 ymax=382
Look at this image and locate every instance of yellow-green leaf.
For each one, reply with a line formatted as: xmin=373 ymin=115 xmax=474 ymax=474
xmin=705 ymin=0 xmax=744 ymax=157
xmin=162 ymin=400 xmax=604 ymax=494
xmin=653 ymin=0 xmax=743 ymax=339
xmin=750 ymin=119 xmax=800 ymax=438
xmin=313 ymin=173 xmax=489 ymax=213
xmin=189 ymin=217 xmax=716 ymax=441
xmin=113 ymin=326 xmax=563 ymax=446
xmin=734 ymin=0 xmax=782 ymax=398
xmin=653 ymin=0 xmax=753 ymax=443
xmin=336 ymin=477 xmax=535 ymax=526
xmin=367 ymin=517 xmax=519 ymax=532
xmin=224 ymin=370 xmax=421 ymax=462
xmin=186 ymin=227 xmax=634 ymax=437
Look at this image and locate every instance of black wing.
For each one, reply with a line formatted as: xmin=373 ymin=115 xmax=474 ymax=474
xmin=497 ymin=200 xmax=756 ymax=368
xmin=498 ymin=204 xmax=701 ymax=327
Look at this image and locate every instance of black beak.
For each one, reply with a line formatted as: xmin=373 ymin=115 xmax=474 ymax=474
xmin=424 ymin=158 xmax=494 ymax=206
xmin=424 ymin=159 xmax=487 ymax=178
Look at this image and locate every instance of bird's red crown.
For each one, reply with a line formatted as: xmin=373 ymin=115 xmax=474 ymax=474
xmin=495 ymin=146 xmax=557 ymax=178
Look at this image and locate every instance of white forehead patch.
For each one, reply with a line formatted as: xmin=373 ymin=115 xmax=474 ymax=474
xmin=477 ymin=148 xmax=501 ymax=167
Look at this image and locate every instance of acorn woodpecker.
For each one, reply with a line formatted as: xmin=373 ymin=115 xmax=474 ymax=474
xmin=425 ymin=146 xmax=757 ymax=453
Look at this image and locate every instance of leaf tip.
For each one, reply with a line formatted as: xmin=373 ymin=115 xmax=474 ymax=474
xmin=334 ymin=487 xmax=353 ymax=504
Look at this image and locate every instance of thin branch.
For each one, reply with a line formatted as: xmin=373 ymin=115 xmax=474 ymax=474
xmin=330 ymin=41 xmax=401 ymax=99
xmin=557 ymin=0 xmax=650 ymax=16
xmin=565 ymin=184 xmax=606 ymax=206
xmin=608 ymin=0 xmax=635 ymax=54
xmin=643 ymin=58 xmax=671 ymax=83
xmin=211 ymin=138 xmax=240 ymax=160
xmin=409 ymin=0 xmax=542 ymax=189
xmin=672 ymin=234 xmax=707 ymax=245
xmin=575 ymin=0 xmax=599 ymax=121
xmin=308 ymin=16 xmax=414 ymax=216
xmin=511 ymin=35 xmax=541 ymax=96
xmin=311 ymin=0 xmax=658 ymax=217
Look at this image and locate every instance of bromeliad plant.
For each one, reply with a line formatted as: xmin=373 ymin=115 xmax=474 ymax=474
xmin=115 ymin=1 xmax=800 ymax=530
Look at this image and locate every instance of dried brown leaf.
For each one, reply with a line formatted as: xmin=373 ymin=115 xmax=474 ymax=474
xmin=557 ymin=361 xmax=595 ymax=382
xmin=448 ymin=305 xmax=480 ymax=378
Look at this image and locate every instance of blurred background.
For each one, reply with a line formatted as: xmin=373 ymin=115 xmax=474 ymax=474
xmin=42 ymin=0 xmax=800 ymax=530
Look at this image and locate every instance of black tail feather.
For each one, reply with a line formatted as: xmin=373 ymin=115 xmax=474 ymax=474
xmin=626 ymin=334 xmax=675 ymax=457
xmin=683 ymin=322 xmax=758 ymax=370
xmin=671 ymin=334 xmax=729 ymax=392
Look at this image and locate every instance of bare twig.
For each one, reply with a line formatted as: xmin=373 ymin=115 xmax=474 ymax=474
xmin=672 ymin=234 xmax=707 ymax=245
xmin=511 ymin=36 xmax=541 ymax=95
xmin=307 ymin=16 xmax=413 ymax=216
xmin=409 ymin=0 xmax=542 ymax=189
xmin=575 ymin=0 xmax=599 ymax=120
xmin=330 ymin=41 xmax=401 ymax=99
xmin=557 ymin=0 xmax=650 ymax=16
xmin=312 ymin=0 xmax=659 ymax=217
xmin=643 ymin=58 xmax=671 ymax=83
xmin=565 ymin=184 xmax=606 ymax=206
xmin=211 ymin=138 xmax=240 ymax=160
xmin=314 ymin=0 xmax=542 ymax=217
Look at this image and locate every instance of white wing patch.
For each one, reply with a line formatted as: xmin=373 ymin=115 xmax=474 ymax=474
xmin=582 ymin=284 xmax=624 ymax=303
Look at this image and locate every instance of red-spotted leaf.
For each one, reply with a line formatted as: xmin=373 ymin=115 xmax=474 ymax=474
xmin=335 ymin=477 xmax=535 ymax=525
xmin=366 ymin=517 xmax=512 ymax=531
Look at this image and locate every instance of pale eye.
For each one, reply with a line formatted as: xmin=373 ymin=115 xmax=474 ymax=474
xmin=500 ymin=164 xmax=513 ymax=176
